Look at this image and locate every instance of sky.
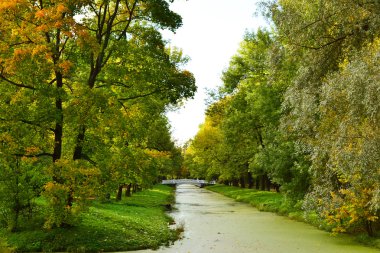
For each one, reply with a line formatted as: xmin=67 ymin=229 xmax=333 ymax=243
xmin=163 ymin=0 xmax=267 ymax=145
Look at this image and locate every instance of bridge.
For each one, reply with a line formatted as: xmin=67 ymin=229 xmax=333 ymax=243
xmin=162 ymin=179 xmax=216 ymax=188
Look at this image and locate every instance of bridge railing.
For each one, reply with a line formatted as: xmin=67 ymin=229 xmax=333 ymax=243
xmin=162 ymin=179 xmax=216 ymax=185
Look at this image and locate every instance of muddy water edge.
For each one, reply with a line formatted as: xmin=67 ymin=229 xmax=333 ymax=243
xmin=125 ymin=184 xmax=379 ymax=253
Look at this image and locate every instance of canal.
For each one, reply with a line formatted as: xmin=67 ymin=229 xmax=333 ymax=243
xmin=128 ymin=184 xmax=379 ymax=253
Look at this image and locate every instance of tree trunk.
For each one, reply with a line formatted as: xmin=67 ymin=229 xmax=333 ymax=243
xmin=247 ymin=172 xmax=254 ymax=189
xmin=265 ymin=175 xmax=271 ymax=191
xmin=259 ymin=175 xmax=265 ymax=191
xmin=232 ymin=179 xmax=239 ymax=187
xmin=239 ymin=175 xmax=246 ymax=188
xmin=125 ymin=183 xmax=132 ymax=197
xmin=273 ymin=183 xmax=280 ymax=192
xmin=12 ymin=168 xmax=20 ymax=232
xmin=255 ymin=177 xmax=260 ymax=190
xmin=73 ymin=125 xmax=86 ymax=160
xmin=67 ymin=188 xmax=74 ymax=207
xmin=116 ymin=185 xmax=123 ymax=201
xmin=366 ymin=221 xmax=374 ymax=237
xmin=52 ymin=71 xmax=63 ymax=181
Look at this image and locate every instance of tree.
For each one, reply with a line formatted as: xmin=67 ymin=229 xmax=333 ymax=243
xmin=304 ymin=40 xmax=380 ymax=236
xmin=265 ymin=0 xmax=380 ymax=235
xmin=0 ymin=0 xmax=195 ymax=229
xmin=219 ymin=29 xmax=306 ymax=192
xmin=186 ymin=28 xmax=309 ymax=195
xmin=185 ymin=112 xmax=225 ymax=180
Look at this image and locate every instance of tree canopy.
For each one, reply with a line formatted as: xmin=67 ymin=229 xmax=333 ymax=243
xmin=0 ymin=0 xmax=195 ymax=231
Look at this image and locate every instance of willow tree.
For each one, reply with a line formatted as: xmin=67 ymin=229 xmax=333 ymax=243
xmin=265 ymin=0 xmax=380 ymax=235
xmin=306 ymin=41 xmax=380 ymax=236
xmin=0 ymin=0 xmax=195 ymax=229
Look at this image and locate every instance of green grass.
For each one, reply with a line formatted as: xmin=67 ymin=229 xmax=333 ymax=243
xmin=0 ymin=185 xmax=177 ymax=252
xmin=206 ymin=185 xmax=287 ymax=212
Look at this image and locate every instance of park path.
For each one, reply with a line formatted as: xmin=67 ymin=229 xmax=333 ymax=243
xmin=126 ymin=184 xmax=379 ymax=253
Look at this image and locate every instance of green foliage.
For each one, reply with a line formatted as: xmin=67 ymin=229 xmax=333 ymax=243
xmin=0 ymin=156 xmax=47 ymax=232
xmin=186 ymin=28 xmax=307 ymax=198
xmin=302 ymin=40 xmax=380 ymax=236
xmin=264 ymin=0 xmax=380 ymax=236
xmin=41 ymin=182 xmax=73 ymax=230
xmin=0 ymin=0 xmax=193 ymax=232
xmin=0 ymin=185 xmax=176 ymax=252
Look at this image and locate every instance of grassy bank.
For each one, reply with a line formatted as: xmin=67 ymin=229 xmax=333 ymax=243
xmin=206 ymin=185 xmax=294 ymax=213
xmin=0 ymin=185 xmax=177 ymax=252
xmin=206 ymin=184 xmax=380 ymax=249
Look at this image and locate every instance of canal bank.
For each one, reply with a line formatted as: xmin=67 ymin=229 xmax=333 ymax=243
xmin=127 ymin=184 xmax=379 ymax=253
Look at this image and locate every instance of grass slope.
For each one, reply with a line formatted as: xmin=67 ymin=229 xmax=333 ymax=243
xmin=0 ymin=185 xmax=177 ymax=252
xmin=206 ymin=185 xmax=289 ymax=213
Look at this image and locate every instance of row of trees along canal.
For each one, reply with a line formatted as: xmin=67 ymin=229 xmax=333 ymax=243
xmin=0 ymin=1 xmax=196 ymax=232
xmin=184 ymin=0 xmax=380 ymax=237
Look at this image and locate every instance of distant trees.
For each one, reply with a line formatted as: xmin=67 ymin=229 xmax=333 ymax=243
xmin=0 ymin=0 xmax=195 ymax=231
xmin=185 ymin=0 xmax=380 ymax=236
xmin=186 ymin=29 xmax=309 ymax=194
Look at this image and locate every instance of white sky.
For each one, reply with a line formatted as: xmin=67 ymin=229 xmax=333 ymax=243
xmin=163 ymin=0 xmax=267 ymax=145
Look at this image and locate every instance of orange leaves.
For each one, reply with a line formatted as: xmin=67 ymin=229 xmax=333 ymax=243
xmin=324 ymin=187 xmax=379 ymax=234
xmin=58 ymin=60 xmax=73 ymax=74
xmin=0 ymin=0 xmax=26 ymax=11
xmin=36 ymin=24 xmax=49 ymax=32
xmin=25 ymin=146 xmax=41 ymax=155
xmin=35 ymin=9 xmax=46 ymax=19
xmin=34 ymin=2 xmax=69 ymax=21
xmin=54 ymin=21 xmax=63 ymax=29
xmin=13 ymin=48 xmax=29 ymax=60
xmin=56 ymin=3 xmax=68 ymax=14
xmin=31 ymin=45 xmax=48 ymax=56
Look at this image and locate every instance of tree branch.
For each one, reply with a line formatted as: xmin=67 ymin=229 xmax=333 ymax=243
xmin=118 ymin=90 xmax=160 ymax=101
xmin=81 ymin=153 xmax=97 ymax=166
xmin=289 ymin=34 xmax=351 ymax=50
xmin=0 ymin=74 xmax=35 ymax=90
xmin=20 ymin=119 xmax=55 ymax=132
xmin=117 ymin=0 xmax=137 ymax=41
xmin=95 ymin=80 xmax=133 ymax=89
xmin=14 ymin=152 xmax=53 ymax=158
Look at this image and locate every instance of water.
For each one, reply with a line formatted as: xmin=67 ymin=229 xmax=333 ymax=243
xmin=127 ymin=184 xmax=379 ymax=253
